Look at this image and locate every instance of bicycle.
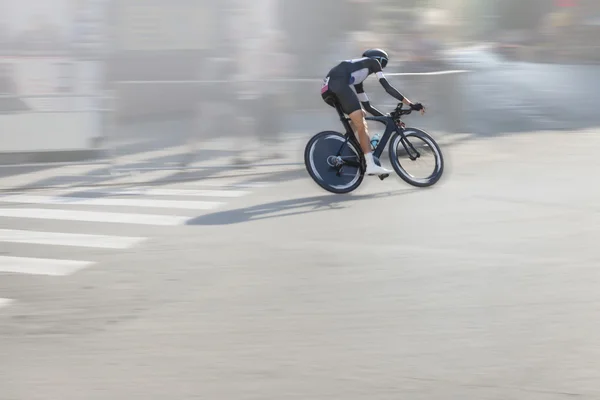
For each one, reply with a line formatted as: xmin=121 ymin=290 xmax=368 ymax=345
xmin=304 ymin=99 xmax=445 ymax=194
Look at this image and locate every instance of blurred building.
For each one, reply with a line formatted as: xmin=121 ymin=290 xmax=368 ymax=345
xmin=456 ymin=0 xmax=598 ymax=39
xmin=103 ymin=0 xmax=225 ymax=119
xmin=96 ymin=0 xmax=600 ymax=121
xmin=437 ymin=0 xmax=600 ymax=63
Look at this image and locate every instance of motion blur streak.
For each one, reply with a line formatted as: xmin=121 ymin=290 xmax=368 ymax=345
xmin=1 ymin=0 xmax=600 ymax=399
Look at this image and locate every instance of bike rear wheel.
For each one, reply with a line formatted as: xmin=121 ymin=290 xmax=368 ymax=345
xmin=304 ymin=131 xmax=364 ymax=194
xmin=388 ymin=128 xmax=444 ymax=187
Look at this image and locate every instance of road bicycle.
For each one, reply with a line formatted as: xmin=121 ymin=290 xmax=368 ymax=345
xmin=304 ymin=99 xmax=444 ymax=194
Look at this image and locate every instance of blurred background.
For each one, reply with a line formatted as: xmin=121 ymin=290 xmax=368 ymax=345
xmin=1 ymin=0 xmax=599 ymax=168
xmin=3 ymin=2 xmax=600 ymax=398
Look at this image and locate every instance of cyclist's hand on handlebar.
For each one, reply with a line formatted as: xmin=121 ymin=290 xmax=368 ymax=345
xmin=410 ymin=103 xmax=426 ymax=115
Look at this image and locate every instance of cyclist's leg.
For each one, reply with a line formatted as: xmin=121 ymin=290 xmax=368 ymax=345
xmin=330 ymin=82 xmax=391 ymax=175
xmin=347 ymin=110 xmax=371 ymax=155
xmin=330 ymin=82 xmax=370 ymax=153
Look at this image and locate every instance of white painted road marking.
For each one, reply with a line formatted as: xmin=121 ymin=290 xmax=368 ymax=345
xmin=116 ymin=71 xmax=471 ymax=84
xmin=0 ymin=256 xmax=93 ymax=276
xmin=0 ymin=195 xmax=223 ymax=210
xmin=0 ymin=208 xmax=190 ymax=226
xmin=182 ymin=180 xmax=271 ymax=188
xmin=80 ymin=187 xmax=250 ymax=198
xmin=0 ymin=298 xmax=13 ymax=309
xmin=112 ymin=145 xmax=190 ymax=163
xmin=0 ymin=229 xmax=146 ymax=249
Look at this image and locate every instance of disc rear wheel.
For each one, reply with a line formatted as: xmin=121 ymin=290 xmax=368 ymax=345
xmin=304 ymin=131 xmax=364 ymax=194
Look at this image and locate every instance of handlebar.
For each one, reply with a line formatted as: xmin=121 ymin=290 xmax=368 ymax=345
xmin=343 ymin=103 xmax=420 ymax=124
xmin=389 ymin=103 xmax=414 ymax=120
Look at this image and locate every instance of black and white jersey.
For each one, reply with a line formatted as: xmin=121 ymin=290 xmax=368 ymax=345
xmin=326 ymin=57 xmax=385 ymax=86
xmin=324 ymin=57 xmax=387 ymax=102
xmin=321 ymin=55 xmax=406 ymax=116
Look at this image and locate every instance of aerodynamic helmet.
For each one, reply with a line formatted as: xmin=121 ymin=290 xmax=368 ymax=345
xmin=362 ymin=48 xmax=389 ymax=69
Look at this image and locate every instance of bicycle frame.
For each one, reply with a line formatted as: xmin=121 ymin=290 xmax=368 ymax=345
xmin=365 ymin=116 xmax=399 ymax=159
xmin=332 ymin=101 xmax=419 ymax=168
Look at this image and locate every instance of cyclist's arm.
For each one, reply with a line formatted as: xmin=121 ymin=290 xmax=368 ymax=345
xmin=370 ymin=59 xmax=414 ymax=107
xmin=354 ymin=83 xmax=384 ymax=117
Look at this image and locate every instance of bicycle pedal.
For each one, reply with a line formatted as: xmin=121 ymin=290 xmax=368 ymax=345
xmin=379 ymin=174 xmax=390 ymax=181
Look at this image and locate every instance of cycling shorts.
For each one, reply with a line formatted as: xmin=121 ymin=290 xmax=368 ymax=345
xmin=321 ymin=76 xmax=361 ymax=115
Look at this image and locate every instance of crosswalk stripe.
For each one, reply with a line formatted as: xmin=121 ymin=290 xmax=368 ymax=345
xmin=0 ymin=256 xmax=93 ymax=276
xmin=0 ymin=229 xmax=146 ymax=249
xmin=105 ymin=169 xmax=183 ymax=186
xmin=0 ymin=298 xmax=13 ymax=309
xmin=113 ymin=145 xmax=189 ymax=163
xmin=182 ymin=180 xmax=270 ymax=188
xmin=0 ymin=208 xmax=190 ymax=226
xmin=0 ymin=195 xmax=223 ymax=210
xmin=76 ymin=187 xmax=250 ymax=198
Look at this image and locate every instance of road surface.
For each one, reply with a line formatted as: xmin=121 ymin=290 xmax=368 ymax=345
xmin=1 ymin=128 xmax=600 ymax=399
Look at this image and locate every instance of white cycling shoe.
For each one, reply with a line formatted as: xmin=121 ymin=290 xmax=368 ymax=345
xmin=365 ymin=153 xmax=392 ymax=176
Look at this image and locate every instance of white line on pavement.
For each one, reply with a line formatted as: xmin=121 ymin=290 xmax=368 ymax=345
xmin=79 ymin=187 xmax=250 ymax=198
xmin=110 ymin=145 xmax=190 ymax=163
xmin=0 ymin=229 xmax=146 ymax=249
xmin=115 ymin=71 xmax=471 ymax=84
xmin=0 ymin=208 xmax=191 ymax=226
xmin=0 ymin=298 xmax=13 ymax=309
xmin=0 ymin=195 xmax=223 ymax=210
xmin=0 ymin=256 xmax=93 ymax=276
xmin=181 ymin=180 xmax=271 ymax=188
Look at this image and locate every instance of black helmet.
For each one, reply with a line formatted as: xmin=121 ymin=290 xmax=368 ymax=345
xmin=362 ymin=48 xmax=389 ymax=69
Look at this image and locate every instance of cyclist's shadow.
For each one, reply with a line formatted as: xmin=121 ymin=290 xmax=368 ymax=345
xmin=186 ymin=188 xmax=419 ymax=226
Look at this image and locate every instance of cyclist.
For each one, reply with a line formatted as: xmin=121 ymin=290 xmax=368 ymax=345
xmin=321 ymin=48 xmax=425 ymax=176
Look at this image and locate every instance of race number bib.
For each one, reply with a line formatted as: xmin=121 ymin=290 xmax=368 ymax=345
xmin=320 ymin=76 xmax=330 ymax=94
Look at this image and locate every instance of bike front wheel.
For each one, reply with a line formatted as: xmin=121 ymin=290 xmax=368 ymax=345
xmin=388 ymin=128 xmax=444 ymax=188
xmin=304 ymin=131 xmax=364 ymax=194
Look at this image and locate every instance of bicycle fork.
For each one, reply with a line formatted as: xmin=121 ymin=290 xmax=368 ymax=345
xmin=396 ymin=127 xmax=421 ymax=161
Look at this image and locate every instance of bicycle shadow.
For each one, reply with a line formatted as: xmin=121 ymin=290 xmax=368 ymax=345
xmin=186 ymin=188 xmax=420 ymax=226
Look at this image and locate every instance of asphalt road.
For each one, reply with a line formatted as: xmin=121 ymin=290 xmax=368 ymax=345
xmin=1 ymin=127 xmax=600 ymax=399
